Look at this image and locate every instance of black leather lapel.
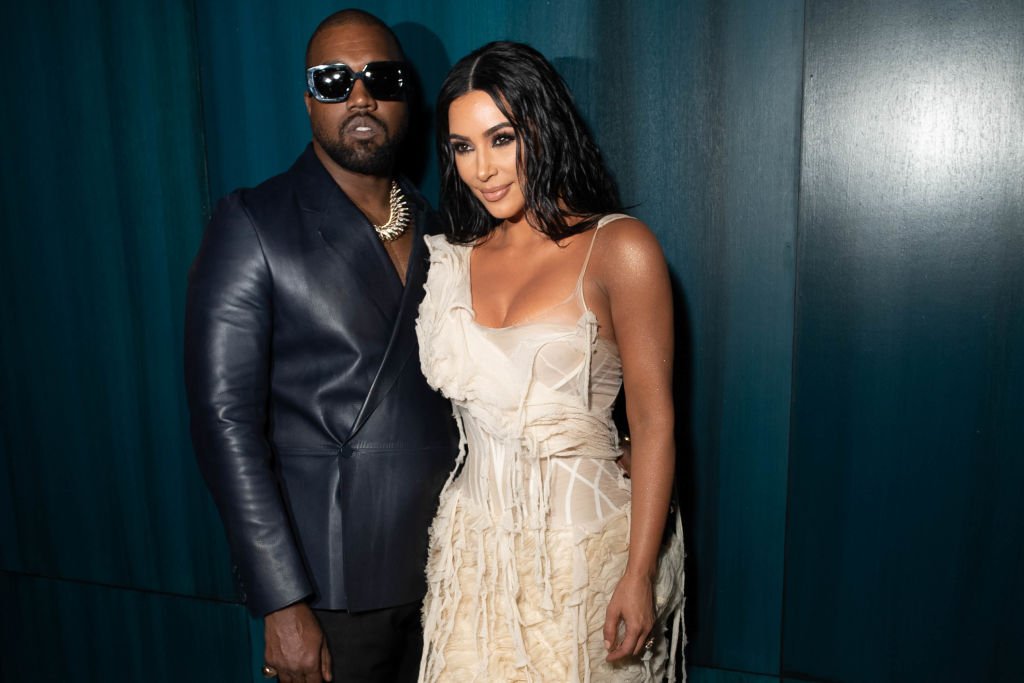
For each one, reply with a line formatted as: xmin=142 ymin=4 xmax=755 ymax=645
xmin=295 ymin=148 xmax=403 ymax=321
xmin=344 ymin=191 xmax=434 ymax=444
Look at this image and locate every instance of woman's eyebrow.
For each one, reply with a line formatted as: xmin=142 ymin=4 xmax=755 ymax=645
xmin=448 ymin=122 xmax=513 ymax=142
xmin=483 ymin=122 xmax=513 ymax=137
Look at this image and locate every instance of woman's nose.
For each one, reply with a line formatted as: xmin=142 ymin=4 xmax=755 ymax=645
xmin=475 ymin=149 xmax=495 ymax=181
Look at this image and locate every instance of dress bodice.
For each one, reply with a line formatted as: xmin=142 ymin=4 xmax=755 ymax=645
xmin=416 ymin=216 xmax=632 ymax=531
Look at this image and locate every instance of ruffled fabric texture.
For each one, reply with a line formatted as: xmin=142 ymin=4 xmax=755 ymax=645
xmin=416 ymin=235 xmax=475 ymax=404
xmin=416 ymin=229 xmax=685 ymax=682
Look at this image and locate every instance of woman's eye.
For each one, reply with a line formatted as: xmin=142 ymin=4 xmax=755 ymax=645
xmin=451 ymin=142 xmax=472 ymax=155
xmin=493 ymin=132 xmax=516 ymax=147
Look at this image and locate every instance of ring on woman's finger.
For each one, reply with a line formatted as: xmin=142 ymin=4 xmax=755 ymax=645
xmin=643 ymin=636 xmax=656 ymax=651
xmin=261 ymin=664 xmax=278 ymax=678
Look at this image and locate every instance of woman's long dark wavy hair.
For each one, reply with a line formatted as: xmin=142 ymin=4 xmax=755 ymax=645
xmin=436 ymin=41 xmax=623 ymax=244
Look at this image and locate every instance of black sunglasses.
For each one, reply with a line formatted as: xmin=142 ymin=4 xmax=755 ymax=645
xmin=306 ymin=61 xmax=407 ymax=103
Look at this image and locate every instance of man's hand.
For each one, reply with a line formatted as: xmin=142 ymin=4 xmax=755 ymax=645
xmin=616 ymin=433 xmax=633 ymax=478
xmin=264 ymin=603 xmax=332 ymax=682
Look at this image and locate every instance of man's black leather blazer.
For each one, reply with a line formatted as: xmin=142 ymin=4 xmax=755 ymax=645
xmin=185 ymin=145 xmax=457 ymax=616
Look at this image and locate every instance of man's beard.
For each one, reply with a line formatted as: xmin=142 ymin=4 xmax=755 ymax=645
xmin=314 ymin=113 xmax=408 ymax=177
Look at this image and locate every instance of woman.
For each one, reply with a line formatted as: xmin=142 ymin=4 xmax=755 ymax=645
xmin=416 ymin=41 xmax=684 ymax=682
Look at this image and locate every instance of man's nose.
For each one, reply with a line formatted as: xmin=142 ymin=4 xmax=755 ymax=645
xmin=346 ymin=77 xmax=377 ymax=109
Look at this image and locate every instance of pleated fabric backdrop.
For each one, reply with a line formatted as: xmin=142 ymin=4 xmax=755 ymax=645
xmin=0 ymin=1 xmax=1020 ymax=681
xmin=0 ymin=0 xmax=253 ymax=679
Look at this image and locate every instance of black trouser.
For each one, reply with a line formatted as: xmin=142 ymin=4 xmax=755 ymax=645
xmin=314 ymin=602 xmax=422 ymax=682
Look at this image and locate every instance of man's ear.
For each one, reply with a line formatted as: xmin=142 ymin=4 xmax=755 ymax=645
xmin=304 ymin=92 xmax=313 ymax=116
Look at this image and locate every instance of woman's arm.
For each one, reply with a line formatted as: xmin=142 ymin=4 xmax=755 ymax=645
xmin=591 ymin=218 xmax=676 ymax=662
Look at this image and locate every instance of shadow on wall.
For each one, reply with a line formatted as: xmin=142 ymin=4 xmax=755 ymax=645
xmin=392 ymin=22 xmax=452 ymax=199
xmin=670 ymin=272 xmax=698 ymax=681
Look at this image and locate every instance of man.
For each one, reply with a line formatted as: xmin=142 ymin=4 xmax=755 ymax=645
xmin=184 ymin=10 xmax=457 ymax=682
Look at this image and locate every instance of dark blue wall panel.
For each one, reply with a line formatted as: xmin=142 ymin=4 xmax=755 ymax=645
xmin=690 ymin=667 xmax=782 ymax=683
xmin=0 ymin=1 xmax=244 ymax=678
xmin=784 ymin=1 xmax=1024 ymax=681
xmin=0 ymin=573 xmax=254 ymax=682
xmin=661 ymin=2 xmax=803 ymax=673
xmin=0 ymin=0 xmax=232 ymax=599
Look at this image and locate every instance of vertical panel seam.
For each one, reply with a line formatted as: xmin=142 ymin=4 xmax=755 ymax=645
xmin=188 ymin=0 xmax=213 ymax=219
xmin=779 ymin=0 xmax=811 ymax=678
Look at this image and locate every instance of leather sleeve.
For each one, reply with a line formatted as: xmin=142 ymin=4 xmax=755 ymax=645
xmin=184 ymin=193 xmax=312 ymax=616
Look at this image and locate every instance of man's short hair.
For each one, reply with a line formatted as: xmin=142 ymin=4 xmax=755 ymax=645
xmin=305 ymin=9 xmax=405 ymax=67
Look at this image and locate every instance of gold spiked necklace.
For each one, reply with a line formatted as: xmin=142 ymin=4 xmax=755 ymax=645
xmin=372 ymin=181 xmax=411 ymax=242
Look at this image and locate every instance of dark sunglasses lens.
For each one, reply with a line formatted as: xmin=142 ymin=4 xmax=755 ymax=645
xmin=363 ymin=63 xmax=405 ymax=100
xmin=312 ymin=66 xmax=354 ymax=101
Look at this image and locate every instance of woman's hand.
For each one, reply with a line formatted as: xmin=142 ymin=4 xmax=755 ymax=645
xmin=603 ymin=571 xmax=656 ymax=662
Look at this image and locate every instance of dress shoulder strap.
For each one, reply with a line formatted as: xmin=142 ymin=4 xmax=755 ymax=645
xmin=576 ymin=213 xmax=632 ymax=289
xmin=595 ymin=213 xmax=632 ymax=229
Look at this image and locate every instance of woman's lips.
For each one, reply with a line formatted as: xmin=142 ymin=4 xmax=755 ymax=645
xmin=479 ymin=184 xmax=511 ymax=202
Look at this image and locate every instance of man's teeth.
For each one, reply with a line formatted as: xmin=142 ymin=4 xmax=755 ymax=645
xmin=356 ymin=126 xmax=371 ymax=132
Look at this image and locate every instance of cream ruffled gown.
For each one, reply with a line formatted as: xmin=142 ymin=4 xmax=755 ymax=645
xmin=416 ymin=215 xmax=685 ymax=682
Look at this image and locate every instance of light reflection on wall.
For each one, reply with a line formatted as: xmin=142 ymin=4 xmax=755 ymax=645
xmin=804 ymin=13 xmax=1023 ymax=226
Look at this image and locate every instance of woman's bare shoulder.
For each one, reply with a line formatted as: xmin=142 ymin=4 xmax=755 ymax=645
xmin=592 ymin=216 xmax=667 ymax=273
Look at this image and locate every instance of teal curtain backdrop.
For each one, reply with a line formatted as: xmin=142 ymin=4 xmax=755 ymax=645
xmin=1 ymin=1 xmax=1020 ymax=682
